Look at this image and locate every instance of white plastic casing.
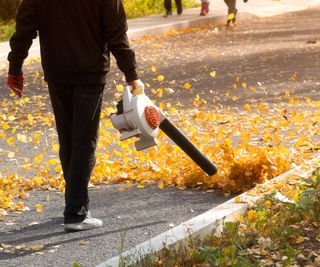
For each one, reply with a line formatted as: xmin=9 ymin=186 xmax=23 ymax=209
xmin=110 ymin=86 xmax=165 ymax=150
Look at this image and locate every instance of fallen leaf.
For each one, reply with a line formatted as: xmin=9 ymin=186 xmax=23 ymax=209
xmin=35 ymin=204 xmax=44 ymax=213
xmin=184 ymin=83 xmax=191 ymax=90
xmin=291 ymin=236 xmax=305 ymax=244
xmin=210 ymin=71 xmax=216 ymax=78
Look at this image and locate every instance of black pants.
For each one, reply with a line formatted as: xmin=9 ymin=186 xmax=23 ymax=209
xmin=48 ymin=83 xmax=104 ymax=224
xmin=164 ymin=0 xmax=182 ymax=13
xmin=224 ymin=0 xmax=236 ymax=14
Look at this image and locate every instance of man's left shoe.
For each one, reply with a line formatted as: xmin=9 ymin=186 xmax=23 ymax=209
xmin=200 ymin=2 xmax=209 ymax=16
xmin=226 ymin=9 xmax=237 ymax=28
xmin=64 ymin=214 xmax=103 ymax=231
xmin=163 ymin=10 xmax=172 ymax=17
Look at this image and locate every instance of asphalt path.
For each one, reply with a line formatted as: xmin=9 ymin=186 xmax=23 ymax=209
xmin=1 ymin=7 xmax=320 ymax=267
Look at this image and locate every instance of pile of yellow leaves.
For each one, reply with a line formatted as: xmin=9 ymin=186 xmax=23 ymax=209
xmin=0 ymin=87 xmax=319 ymax=215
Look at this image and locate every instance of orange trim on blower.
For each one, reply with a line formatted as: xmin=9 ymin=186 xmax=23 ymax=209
xmin=144 ymin=106 xmax=160 ymax=129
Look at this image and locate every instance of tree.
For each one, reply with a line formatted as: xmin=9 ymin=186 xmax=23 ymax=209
xmin=0 ymin=0 xmax=21 ymax=21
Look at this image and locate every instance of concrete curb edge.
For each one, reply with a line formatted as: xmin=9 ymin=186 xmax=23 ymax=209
xmin=97 ymin=168 xmax=299 ymax=267
xmin=127 ymin=12 xmax=256 ymax=40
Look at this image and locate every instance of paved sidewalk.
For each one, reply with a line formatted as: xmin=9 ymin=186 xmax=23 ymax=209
xmin=1 ymin=3 xmax=320 ymax=267
xmin=0 ymin=0 xmax=319 ymax=62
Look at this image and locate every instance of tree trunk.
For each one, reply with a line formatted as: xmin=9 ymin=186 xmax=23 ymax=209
xmin=0 ymin=0 xmax=21 ymax=21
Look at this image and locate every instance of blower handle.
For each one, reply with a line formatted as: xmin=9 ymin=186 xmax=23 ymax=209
xmin=159 ymin=118 xmax=218 ymax=176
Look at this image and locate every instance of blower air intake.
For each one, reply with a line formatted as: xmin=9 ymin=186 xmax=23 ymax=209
xmin=110 ymin=86 xmax=217 ymax=176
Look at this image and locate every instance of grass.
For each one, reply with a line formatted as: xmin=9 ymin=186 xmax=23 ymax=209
xmin=0 ymin=20 xmax=15 ymax=42
xmin=138 ymin=167 xmax=320 ymax=266
xmin=0 ymin=0 xmax=200 ymax=42
xmin=123 ymin=0 xmax=199 ymax=18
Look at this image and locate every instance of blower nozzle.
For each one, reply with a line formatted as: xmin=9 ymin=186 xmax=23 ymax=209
xmin=110 ymin=86 xmax=217 ymax=176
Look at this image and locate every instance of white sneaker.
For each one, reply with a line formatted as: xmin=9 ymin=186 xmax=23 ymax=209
xmin=64 ymin=215 xmax=103 ymax=231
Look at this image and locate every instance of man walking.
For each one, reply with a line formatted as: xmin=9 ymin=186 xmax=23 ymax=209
xmin=224 ymin=0 xmax=249 ymax=28
xmin=164 ymin=0 xmax=183 ymax=17
xmin=7 ymin=0 xmax=144 ymax=231
xmin=224 ymin=0 xmax=237 ymax=27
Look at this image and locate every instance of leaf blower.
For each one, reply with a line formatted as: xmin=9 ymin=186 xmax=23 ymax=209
xmin=110 ymin=86 xmax=218 ymax=176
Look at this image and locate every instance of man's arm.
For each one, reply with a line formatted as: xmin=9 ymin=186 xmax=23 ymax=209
xmin=8 ymin=0 xmax=38 ymax=75
xmin=101 ymin=0 xmax=138 ymax=83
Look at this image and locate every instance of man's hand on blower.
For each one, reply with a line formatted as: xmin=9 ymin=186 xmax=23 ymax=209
xmin=129 ymin=79 xmax=145 ymax=95
xmin=7 ymin=74 xmax=24 ymax=98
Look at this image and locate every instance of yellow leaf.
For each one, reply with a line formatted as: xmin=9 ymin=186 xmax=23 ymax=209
xmin=35 ymin=203 xmax=44 ymax=213
xmin=284 ymin=90 xmax=290 ymax=99
xmin=35 ymin=70 xmax=40 ymax=79
xmin=34 ymin=154 xmax=44 ymax=163
xmin=17 ymin=134 xmax=27 ymax=143
xmin=33 ymin=133 xmax=40 ymax=143
xmin=7 ymin=137 xmax=14 ymax=146
xmin=244 ymin=104 xmax=251 ymax=111
xmin=210 ymin=71 xmax=216 ymax=78
xmin=291 ymin=73 xmax=297 ymax=81
xmin=289 ymin=97 xmax=299 ymax=105
xmin=157 ymin=75 xmax=164 ymax=82
xmin=55 ymin=165 xmax=62 ymax=173
xmin=184 ymin=83 xmax=191 ymax=90
xmin=30 ymin=244 xmax=44 ymax=251
xmin=193 ymin=95 xmax=202 ymax=107
xmin=156 ymin=88 xmax=163 ymax=98
xmin=232 ymin=96 xmax=238 ymax=101
xmin=47 ymin=159 xmax=59 ymax=165
xmin=242 ymin=82 xmax=247 ymax=89
xmin=52 ymin=142 xmax=59 ymax=152
xmin=137 ymin=184 xmax=144 ymax=189
xmin=151 ymin=66 xmax=157 ymax=73
xmin=158 ymin=181 xmax=165 ymax=189
xmin=247 ymin=210 xmax=256 ymax=222
xmin=257 ymin=102 xmax=267 ymax=112
xmin=7 ymin=152 xmax=15 ymax=158
xmin=8 ymin=115 xmax=16 ymax=121
xmin=164 ymin=88 xmax=174 ymax=94
xmin=291 ymin=236 xmax=305 ymax=244
xmin=116 ymin=84 xmax=124 ymax=92
xmin=2 ymin=123 xmax=10 ymax=131
xmin=234 ymin=196 xmax=242 ymax=203
xmin=264 ymin=200 xmax=271 ymax=208
xmin=249 ymin=86 xmax=256 ymax=92
xmin=305 ymin=97 xmax=312 ymax=104
xmin=28 ymin=114 xmax=34 ymax=123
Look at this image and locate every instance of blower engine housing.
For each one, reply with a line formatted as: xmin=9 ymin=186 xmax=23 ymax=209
xmin=110 ymin=86 xmax=218 ymax=176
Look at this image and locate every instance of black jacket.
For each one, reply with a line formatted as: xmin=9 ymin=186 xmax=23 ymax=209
xmin=8 ymin=0 xmax=138 ymax=84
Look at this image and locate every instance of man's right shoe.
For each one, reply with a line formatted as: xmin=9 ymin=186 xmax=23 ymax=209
xmin=200 ymin=2 xmax=209 ymax=16
xmin=163 ymin=10 xmax=172 ymax=17
xmin=64 ymin=214 xmax=103 ymax=231
xmin=226 ymin=9 xmax=237 ymax=28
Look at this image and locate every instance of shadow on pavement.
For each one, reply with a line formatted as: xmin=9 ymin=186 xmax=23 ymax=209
xmin=0 ymin=219 xmax=167 ymax=260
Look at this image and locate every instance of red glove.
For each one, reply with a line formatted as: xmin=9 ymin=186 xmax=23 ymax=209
xmin=129 ymin=79 xmax=145 ymax=95
xmin=7 ymin=74 xmax=24 ymax=98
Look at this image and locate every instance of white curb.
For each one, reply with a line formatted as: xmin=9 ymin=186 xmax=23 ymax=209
xmin=97 ymin=168 xmax=299 ymax=267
